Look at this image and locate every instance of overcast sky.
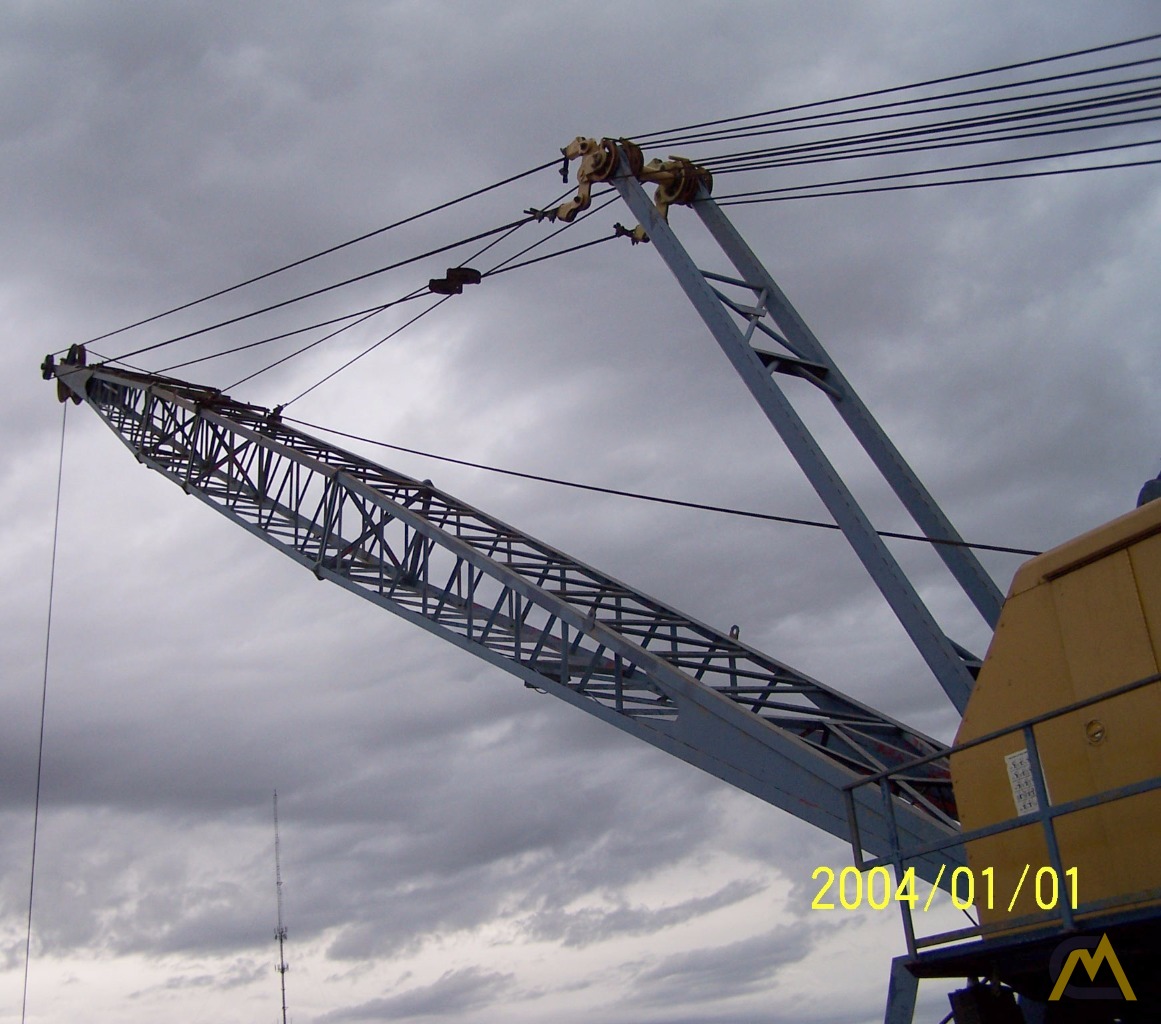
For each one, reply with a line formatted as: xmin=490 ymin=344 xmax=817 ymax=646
xmin=2 ymin=3 xmax=1160 ymax=1023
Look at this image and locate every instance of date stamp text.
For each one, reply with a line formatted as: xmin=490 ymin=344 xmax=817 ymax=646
xmin=810 ymin=864 xmax=1079 ymax=913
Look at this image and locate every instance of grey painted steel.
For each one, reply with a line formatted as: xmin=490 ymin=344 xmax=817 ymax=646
xmin=883 ymin=956 xmax=919 ymax=1024
xmin=610 ymin=153 xmax=978 ymax=713
xmin=51 ymin=357 xmax=960 ymax=881
xmin=693 ymin=197 xmax=1004 ymax=629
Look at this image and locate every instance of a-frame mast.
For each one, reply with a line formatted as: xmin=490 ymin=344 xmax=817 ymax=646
xmin=552 ymin=138 xmax=1001 ymax=714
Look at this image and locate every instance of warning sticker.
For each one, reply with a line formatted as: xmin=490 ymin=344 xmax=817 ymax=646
xmin=1004 ymin=748 xmax=1041 ymax=816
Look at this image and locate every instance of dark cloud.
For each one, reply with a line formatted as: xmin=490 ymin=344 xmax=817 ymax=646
xmin=3 ymin=3 xmax=1160 ymax=1021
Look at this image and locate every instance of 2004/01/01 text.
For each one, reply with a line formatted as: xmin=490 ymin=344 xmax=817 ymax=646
xmin=810 ymin=864 xmax=1079 ymax=913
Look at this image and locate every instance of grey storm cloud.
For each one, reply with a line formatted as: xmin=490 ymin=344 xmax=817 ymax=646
xmin=319 ymin=966 xmax=516 ymax=1022
xmin=3 ymin=3 xmax=1160 ymax=1023
xmin=520 ymin=877 xmax=766 ymax=948
xmin=626 ymin=921 xmax=832 ymax=1004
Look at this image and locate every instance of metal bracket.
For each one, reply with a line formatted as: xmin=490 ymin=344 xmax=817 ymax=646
xmin=429 ymin=266 xmax=482 ymax=295
xmin=554 ymin=137 xmax=712 ymax=228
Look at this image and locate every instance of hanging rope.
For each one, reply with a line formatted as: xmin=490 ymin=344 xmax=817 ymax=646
xmin=22 ymin=403 xmax=68 ymax=1024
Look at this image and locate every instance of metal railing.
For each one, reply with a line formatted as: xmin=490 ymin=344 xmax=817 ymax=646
xmin=843 ymin=672 xmax=1161 ymax=957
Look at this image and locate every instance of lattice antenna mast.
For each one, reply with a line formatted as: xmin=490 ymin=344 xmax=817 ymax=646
xmin=273 ymin=790 xmax=289 ymax=1024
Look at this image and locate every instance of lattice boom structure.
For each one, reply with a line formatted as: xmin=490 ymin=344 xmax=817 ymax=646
xmin=50 ymin=353 xmax=962 ymax=876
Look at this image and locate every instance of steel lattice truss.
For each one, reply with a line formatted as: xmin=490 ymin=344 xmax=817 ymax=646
xmin=51 ymin=356 xmax=962 ymax=876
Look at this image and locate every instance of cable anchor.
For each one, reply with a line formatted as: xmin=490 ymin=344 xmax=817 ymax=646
xmin=554 ymin=136 xmax=712 ymax=231
xmin=554 ymin=137 xmax=645 ymax=223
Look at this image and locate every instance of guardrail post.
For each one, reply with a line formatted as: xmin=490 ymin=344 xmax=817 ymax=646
xmin=881 ymin=777 xmax=919 ymax=959
xmin=1023 ymin=726 xmax=1074 ymax=930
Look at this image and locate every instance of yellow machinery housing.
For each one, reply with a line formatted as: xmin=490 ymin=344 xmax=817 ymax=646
xmin=951 ymin=496 xmax=1161 ymax=932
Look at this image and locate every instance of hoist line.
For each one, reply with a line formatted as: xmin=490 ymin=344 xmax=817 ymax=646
xmin=63 ymin=157 xmax=561 ymax=354
xmin=284 ymin=415 xmax=1042 ymax=558
xmin=714 ymin=137 xmax=1161 ymax=201
xmin=632 ymin=31 xmax=1161 ymax=146
xmin=22 ymin=403 xmax=68 ymax=1024
xmin=95 ymin=215 xmax=539 ymax=369
xmin=648 ymin=62 xmax=1161 ymax=152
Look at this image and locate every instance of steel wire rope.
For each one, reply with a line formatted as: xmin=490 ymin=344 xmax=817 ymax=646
xmin=71 ymin=40 xmax=1161 ymax=404
xmin=269 ymin=216 xmax=538 ymax=401
xmin=56 ymin=36 xmax=1161 ymax=372
xmin=79 ymin=42 xmax=1161 ymax=376
xmin=630 ymin=31 xmax=1161 ymax=147
xmin=97 ymin=216 xmax=539 ymax=369
xmin=276 ymin=197 xmax=623 ymax=407
xmin=61 ymin=158 xmax=561 ymax=355
xmin=701 ymin=110 xmax=1161 ymax=176
xmin=273 ymin=295 xmax=456 ymax=407
xmin=150 ymin=185 xmax=582 ymax=383
xmin=282 ymin=414 xmax=1042 ymax=557
xmin=87 ymin=347 xmax=151 ymax=374
xmin=105 ymin=108 xmax=1145 ymax=382
xmin=223 ymin=185 xmax=582 ymax=392
xmin=22 ymin=404 xmax=68 ymax=1024
xmin=482 ymin=190 xmax=620 ymax=276
xmin=716 ymin=155 xmax=1161 ymax=204
xmin=646 ymin=60 xmax=1161 ymax=152
xmin=162 ymin=290 xmax=429 ymax=377
xmin=96 ymin=121 xmax=1160 ymax=387
xmin=713 ymin=137 xmax=1161 ymax=202
xmin=698 ymin=104 xmax=1161 ymax=176
xmin=693 ymin=86 xmax=1161 ymax=172
xmin=479 ymin=232 xmax=622 ymax=279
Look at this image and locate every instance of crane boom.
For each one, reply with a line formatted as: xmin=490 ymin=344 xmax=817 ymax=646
xmin=46 ymin=351 xmax=960 ymax=878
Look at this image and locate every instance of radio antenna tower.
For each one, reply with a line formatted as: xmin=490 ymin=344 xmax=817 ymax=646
xmin=273 ymin=790 xmax=289 ymax=1024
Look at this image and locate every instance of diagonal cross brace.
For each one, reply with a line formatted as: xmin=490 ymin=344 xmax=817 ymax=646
xmin=50 ymin=358 xmax=961 ymax=880
xmin=609 ymin=147 xmax=986 ymax=714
